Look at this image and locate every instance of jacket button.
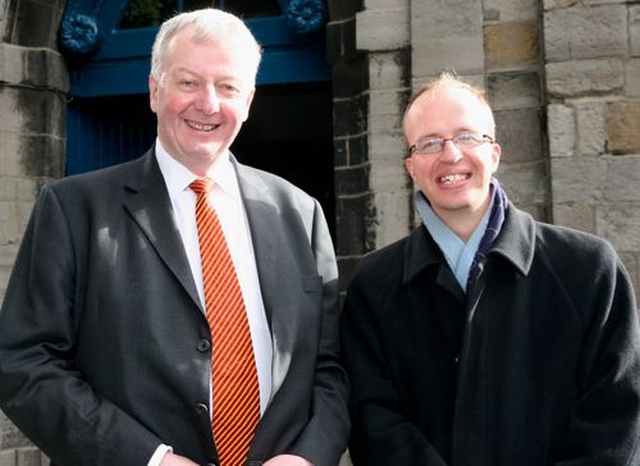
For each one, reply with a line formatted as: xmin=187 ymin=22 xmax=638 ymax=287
xmin=197 ymin=339 xmax=211 ymax=352
xmin=196 ymin=403 xmax=208 ymax=416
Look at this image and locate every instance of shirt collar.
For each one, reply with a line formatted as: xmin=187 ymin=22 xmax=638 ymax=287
xmin=154 ymin=138 xmax=239 ymax=200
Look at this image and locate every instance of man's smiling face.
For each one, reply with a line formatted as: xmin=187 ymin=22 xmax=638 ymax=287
xmin=149 ymin=25 xmax=256 ymax=176
xmin=404 ymin=86 xmax=501 ymax=226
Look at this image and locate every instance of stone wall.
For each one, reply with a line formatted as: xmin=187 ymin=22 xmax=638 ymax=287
xmin=545 ymin=0 xmax=640 ymax=303
xmin=0 ymin=0 xmax=67 ymax=464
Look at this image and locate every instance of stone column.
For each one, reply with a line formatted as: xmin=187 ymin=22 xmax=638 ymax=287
xmin=0 ymin=0 xmax=68 ymax=464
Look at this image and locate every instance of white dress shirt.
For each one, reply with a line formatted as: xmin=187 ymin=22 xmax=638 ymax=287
xmin=148 ymin=139 xmax=273 ymax=465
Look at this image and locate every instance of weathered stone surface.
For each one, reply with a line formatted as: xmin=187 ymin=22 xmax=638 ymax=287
xmin=575 ymin=100 xmax=607 ymax=156
xmin=484 ymin=20 xmax=540 ymax=70
xmin=547 ymin=103 xmax=575 ymax=158
xmin=546 ymin=59 xmax=624 ymax=97
xmin=544 ymin=4 xmax=628 ymax=62
xmin=605 ymin=101 xmax=640 ymax=154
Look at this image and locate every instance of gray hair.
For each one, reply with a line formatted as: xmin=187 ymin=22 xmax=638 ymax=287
xmin=150 ymin=8 xmax=262 ymax=82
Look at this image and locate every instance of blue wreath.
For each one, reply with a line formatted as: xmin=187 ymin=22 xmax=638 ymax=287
xmin=286 ymin=0 xmax=327 ymax=34
xmin=58 ymin=13 xmax=102 ymax=57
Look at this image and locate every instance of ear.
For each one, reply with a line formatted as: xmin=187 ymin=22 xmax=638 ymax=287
xmin=405 ymin=156 xmax=416 ymax=181
xmin=491 ymin=142 xmax=502 ymax=173
xmin=241 ymin=88 xmax=256 ymax=122
xmin=149 ymin=75 xmax=159 ymax=113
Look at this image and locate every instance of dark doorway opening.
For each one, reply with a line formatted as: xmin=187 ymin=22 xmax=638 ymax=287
xmin=232 ymin=81 xmax=335 ymax=236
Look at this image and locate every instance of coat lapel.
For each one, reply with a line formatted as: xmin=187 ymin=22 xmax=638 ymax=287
xmin=234 ymin=161 xmax=293 ymax=398
xmin=122 ymin=150 xmax=202 ymax=312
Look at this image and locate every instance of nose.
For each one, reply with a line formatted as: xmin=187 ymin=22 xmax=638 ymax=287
xmin=439 ymin=139 xmax=463 ymax=163
xmin=195 ymin=85 xmax=220 ymax=115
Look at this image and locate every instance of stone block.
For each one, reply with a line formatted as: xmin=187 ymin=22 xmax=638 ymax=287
xmin=626 ymin=59 xmax=640 ymax=97
xmin=603 ymin=155 xmax=640 ymax=202
xmin=0 ymin=415 xmax=31 ymax=450
xmin=550 ymin=156 xmax=607 ymax=203
xmin=543 ymin=0 xmax=577 ymax=10
xmin=334 ymin=137 xmax=348 ymax=167
xmin=496 ymin=160 xmax=548 ymax=207
xmin=544 ymin=5 xmax=627 ymax=62
xmin=13 ymin=1 xmax=64 ymax=48
xmin=596 ymin=204 xmax=640 ymax=252
xmin=0 ymin=44 xmax=26 ymax=85
xmin=547 ymin=103 xmax=575 ymax=158
xmin=0 ymin=131 xmax=23 ymax=177
xmin=412 ymin=0 xmax=483 ymax=36
xmin=333 ymin=95 xmax=368 ymax=137
xmin=494 ymin=107 xmax=544 ymax=163
xmin=348 ymin=134 xmax=369 ymax=166
xmin=413 ymin=36 xmax=485 ymax=79
xmin=552 ymin=202 xmax=596 ymax=233
xmin=575 ymin=100 xmax=607 ymax=156
xmin=327 ymin=0 xmax=361 ymax=22
xmin=369 ymin=50 xmax=409 ymax=91
xmin=483 ymin=0 xmax=539 ymax=21
xmin=364 ymin=0 xmax=408 ymax=9
xmin=369 ymin=132 xmax=404 ymax=163
xmin=373 ymin=189 xmax=411 ymax=248
xmin=25 ymin=48 xmax=68 ymax=92
xmin=20 ymin=134 xmax=66 ymax=179
xmin=411 ymin=0 xmax=484 ymax=77
xmin=356 ymin=8 xmax=410 ymax=51
xmin=335 ymin=164 xmax=371 ymax=197
xmin=484 ymin=20 xmax=540 ymax=70
xmin=335 ymin=193 xmax=377 ymax=255
xmin=15 ymin=448 xmax=46 ymax=466
xmin=605 ymin=101 xmax=640 ymax=154
xmin=545 ymin=59 xmax=624 ymax=97
xmin=0 ymin=450 xmax=16 ymax=466
xmin=487 ymin=71 xmax=541 ymax=111
xmin=632 ymin=6 xmax=640 ymax=56
xmin=330 ymin=58 xmax=368 ymax=99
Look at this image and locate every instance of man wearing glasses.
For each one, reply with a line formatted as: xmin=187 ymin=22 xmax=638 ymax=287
xmin=341 ymin=72 xmax=640 ymax=465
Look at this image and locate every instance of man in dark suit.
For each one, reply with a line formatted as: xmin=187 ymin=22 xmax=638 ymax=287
xmin=0 ymin=8 xmax=349 ymax=466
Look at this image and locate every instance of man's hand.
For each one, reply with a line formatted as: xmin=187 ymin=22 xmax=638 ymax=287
xmin=263 ymin=454 xmax=313 ymax=466
xmin=159 ymin=452 xmax=199 ymax=466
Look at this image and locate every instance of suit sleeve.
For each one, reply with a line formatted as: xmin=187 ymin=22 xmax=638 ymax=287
xmin=0 ymin=185 xmax=162 ymax=465
xmin=554 ymin=245 xmax=640 ymax=464
xmin=340 ymin=261 xmax=448 ymax=466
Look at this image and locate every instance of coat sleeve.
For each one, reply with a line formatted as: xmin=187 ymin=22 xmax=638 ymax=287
xmin=340 ymin=260 xmax=448 ymax=466
xmin=0 ymin=185 xmax=162 ymax=465
xmin=555 ymin=243 xmax=640 ymax=464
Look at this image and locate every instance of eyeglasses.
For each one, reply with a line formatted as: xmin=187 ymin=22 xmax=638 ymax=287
xmin=408 ymin=132 xmax=494 ymax=157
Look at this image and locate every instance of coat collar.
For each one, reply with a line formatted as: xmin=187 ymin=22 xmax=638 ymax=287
xmin=404 ymin=202 xmax=536 ymax=285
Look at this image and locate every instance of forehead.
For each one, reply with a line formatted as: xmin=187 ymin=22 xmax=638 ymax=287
xmin=163 ymin=30 xmax=257 ymax=82
xmin=405 ymin=87 xmax=493 ymax=136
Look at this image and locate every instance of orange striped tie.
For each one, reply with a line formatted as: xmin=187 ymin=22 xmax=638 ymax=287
xmin=190 ymin=178 xmax=260 ymax=466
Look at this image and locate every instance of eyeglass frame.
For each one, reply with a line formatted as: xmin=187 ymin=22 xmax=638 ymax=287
xmin=407 ymin=132 xmax=495 ymax=158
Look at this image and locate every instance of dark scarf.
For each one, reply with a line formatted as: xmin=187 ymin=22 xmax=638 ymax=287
xmin=467 ymin=178 xmax=509 ymax=292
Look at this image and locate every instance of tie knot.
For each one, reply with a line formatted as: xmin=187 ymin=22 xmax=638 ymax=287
xmin=190 ymin=178 xmax=214 ymax=195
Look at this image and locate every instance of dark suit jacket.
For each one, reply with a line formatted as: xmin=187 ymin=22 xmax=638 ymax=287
xmin=0 ymin=149 xmax=350 ymax=466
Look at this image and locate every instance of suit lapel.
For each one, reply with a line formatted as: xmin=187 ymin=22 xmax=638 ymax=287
xmin=122 ymin=150 xmax=202 ymax=311
xmin=234 ymin=161 xmax=293 ymax=399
